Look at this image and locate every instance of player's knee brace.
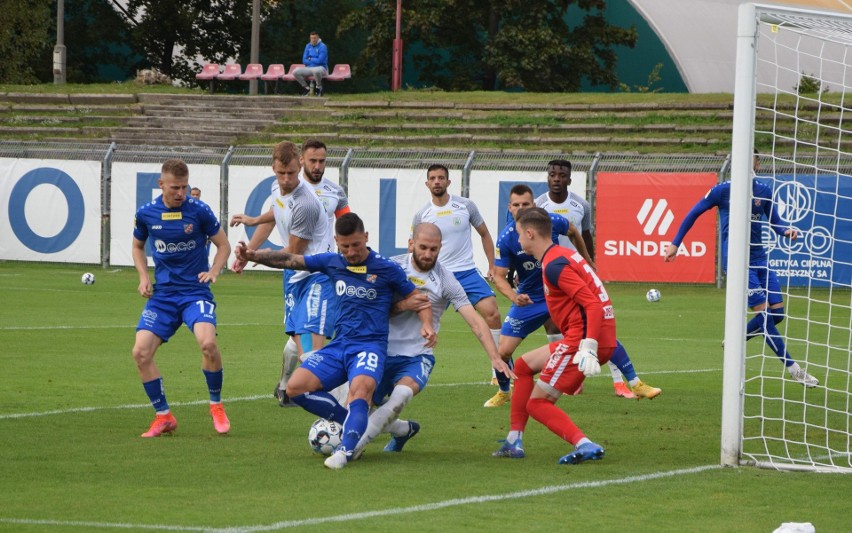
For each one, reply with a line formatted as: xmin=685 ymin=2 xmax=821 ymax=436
xmin=768 ymin=307 xmax=785 ymax=325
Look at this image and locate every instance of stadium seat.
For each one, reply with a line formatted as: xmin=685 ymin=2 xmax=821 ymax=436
xmin=281 ymin=64 xmax=304 ymax=82
xmin=239 ymin=63 xmax=263 ymax=81
xmin=261 ymin=64 xmax=286 ymax=94
xmin=195 ymin=63 xmax=220 ymax=94
xmin=327 ymin=64 xmax=352 ymax=81
xmin=217 ymin=64 xmax=242 ymax=81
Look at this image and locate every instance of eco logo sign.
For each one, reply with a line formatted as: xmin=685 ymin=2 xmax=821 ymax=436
xmin=765 ymin=182 xmax=833 ymax=256
xmin=637 ymin=199 xmax=674 ymax=235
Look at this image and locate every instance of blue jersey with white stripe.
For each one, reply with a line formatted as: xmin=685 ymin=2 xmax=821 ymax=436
xmin=133 ymin=196 xmax=221 ymax=293
xmin=495 ymin=213 xmax=570 ymax=301
xmin=671 ymin=179 xmax=787 ymax=269
xmin=304 ymin=249 xmax=416 ymax=347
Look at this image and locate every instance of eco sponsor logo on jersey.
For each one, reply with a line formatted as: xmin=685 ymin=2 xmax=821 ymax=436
xmin=153 ymin=239 xmax=197 ymax=254
xmin=603 ymin=198 xmax=706 ymax=257
xmin=336 ymin=280 xmax=377 ymax=300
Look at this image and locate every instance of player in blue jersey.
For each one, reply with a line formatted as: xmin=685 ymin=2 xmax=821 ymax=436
xmin=486 ymin=185 xmax=661 ymax=410
xmin=235 ymin=213 xmax=437 ymax=469
xmin=664 ymin=152 xmax=818 ymax=387
xmin=352 ymin=223 xmax=515 ymax=457
xmin=413 ymin=164 xmax=503 ymax=383
xmin=131 ymin=159 xmax=231 ymax=437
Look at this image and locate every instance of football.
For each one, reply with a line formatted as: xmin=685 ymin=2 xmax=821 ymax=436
xmin=308 ymin=418 xmax=342 ymax=456
xmin=646 ymin=288 xmax=661 ymax=302
xmin=81 ymin=272 xmax=96 ymax=285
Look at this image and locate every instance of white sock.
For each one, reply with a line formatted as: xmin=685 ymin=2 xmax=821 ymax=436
xmin=546 ymin=333 xmax=563 ymax=344
xmin=355 ymin=385 xmax=414 ymax=451
xmin=278 ymin=337 xmax=300 ymax=389
xmin=507 ymin=430 xmax=523 ymax=444
xmin=629 ymin=378 xmax=641 ymax=387
xmin=490 ymin=329 xmax=502 ymax=377
xmin=608 ymin=361 xmax=624 ymax=383
xmin=575 ymin=437 xmax=591 ymax=448
xmin=386 ymin=419 xmax=410 ymax=437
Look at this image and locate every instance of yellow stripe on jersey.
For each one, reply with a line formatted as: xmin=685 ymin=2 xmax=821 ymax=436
xmin=275 ymin=198 xmax=285 ymax=208
xmin=346 ymin=266 xmax=367 ymax=274
xmin=161 ymin=212 xmax=182 ymax=220
xmin=408 ymin=276 xmax=426 ymax=286
xmin=436 ymin=209 xmax=452 ymax=216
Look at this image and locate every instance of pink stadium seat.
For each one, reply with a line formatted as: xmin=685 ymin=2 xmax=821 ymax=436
xmin=327 ymin=64 xmax=352 ymax=81
xmin=281 ymin=64 xmax=304 ymax=82
xmin=195 ymin=63 xmax=220 ymax=80
xmin=239 ymin=63 xmax=263 ymax=80
xmin=261 ymin=64 xmax=285 ymax=81
xmin=217 ymin=64 xmax=242 ymax=81
xmin=260 ymin=64 xmax=286 ymax=94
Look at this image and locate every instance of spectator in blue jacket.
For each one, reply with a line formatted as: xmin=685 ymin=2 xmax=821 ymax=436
xmin=294 ymin=31 xmax=329 ymax=97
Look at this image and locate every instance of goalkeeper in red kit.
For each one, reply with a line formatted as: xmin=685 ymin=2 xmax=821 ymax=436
xmin=493 ymin=207 xmax=616 ymax=464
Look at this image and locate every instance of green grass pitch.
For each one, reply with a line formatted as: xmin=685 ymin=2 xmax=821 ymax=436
xmin=1 ymin=262 xmax=850 ymax=532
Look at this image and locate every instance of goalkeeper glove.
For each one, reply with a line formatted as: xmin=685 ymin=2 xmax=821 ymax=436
xmin=572 ymin=338 xmax=601 ymax=377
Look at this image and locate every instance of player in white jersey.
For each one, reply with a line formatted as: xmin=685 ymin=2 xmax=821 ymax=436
xmin=229 ymin=141 xmax=330 ymax=404
xmin=352 ymin=223 xmax=514 ymax=457
xmin=412 ymin=164 xmax=503 ymax=382
xmin=535 ymin=159 xmax=658 ymax=399
xmin=296 ymin=139 xmax=350 ymax=348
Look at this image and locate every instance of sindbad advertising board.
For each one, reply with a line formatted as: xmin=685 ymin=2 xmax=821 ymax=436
xmin=595 ymin=172 xmax=718 ymax=283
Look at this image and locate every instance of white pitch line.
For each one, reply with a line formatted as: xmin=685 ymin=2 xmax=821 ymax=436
xmin=0 ymin=368 xmax=721 ymax=421
xmin=0 ymin=465 xmax=720 ymax=532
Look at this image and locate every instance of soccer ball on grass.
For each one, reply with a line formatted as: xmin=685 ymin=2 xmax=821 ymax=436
xmin=308 ymin=418 xmax=342 ymax=456
xmin=646 ymin=288 xmax=661 ymax=302
xmin=81 ymin=272 xmax=96 ymax=285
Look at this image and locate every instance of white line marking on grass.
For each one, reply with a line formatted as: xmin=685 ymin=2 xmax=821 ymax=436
xmin=0 ymin=367 xmax=722 ymax=421
xmin=0 ymin=465 xmax=720 ymax=531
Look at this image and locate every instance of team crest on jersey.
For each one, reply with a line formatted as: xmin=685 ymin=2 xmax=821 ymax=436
xmin=495 ymin=248 xmax=501 ymax=259
xmin=408 ymin=276 xmax=426 ymax=286
xmin=184 ymin=223 xmax=194 ymax=234
xmin=347 ymin=265 xmax=367 ymax=274
xmin=161 ymin=212 xmax=182 ymax=220
xmin=544 ymin=285 xmax=550 ymax=295
xmin=366 ymin=274 xmax=378 ymax=284
xmin=754 ymin=199 xmax=762 ymax=206
xmin=452 ymin=217 xmax=462 ymax=226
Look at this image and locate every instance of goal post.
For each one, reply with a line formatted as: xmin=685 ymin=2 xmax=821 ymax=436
xmin=724 ymin=3 xmax=852 ymax=473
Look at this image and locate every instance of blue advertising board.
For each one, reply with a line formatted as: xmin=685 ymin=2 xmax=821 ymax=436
xmin=766 ymin=174 xmax=852 ymax=288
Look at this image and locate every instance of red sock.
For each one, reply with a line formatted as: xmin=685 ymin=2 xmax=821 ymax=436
xmin=510 ymin=357 xmax=535 ymax=432
xmin=527 ymin=398 xmax=585 ymax=445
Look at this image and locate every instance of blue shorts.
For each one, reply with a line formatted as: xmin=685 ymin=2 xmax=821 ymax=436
xmin=453 ymin=268 xmax=495 ymax=306
xmin=372 ymin=354 xmax=436 ymax=405
xmin=283 ymin=269 xmax=294 ymax=326
xmin=136 ymin=289 xmax=216 ymax=342
xmin=289 ymin=273 xmax=337 ymax=338
xmin=500 ymin=300 xmax=551 ymax=338
xmin=747 ymin=261 xmax=783 ymax=308
xmin=300 ymin=339 xmax=386 ymax=393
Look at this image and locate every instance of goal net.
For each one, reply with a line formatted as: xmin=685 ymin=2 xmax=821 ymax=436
xmin=723 ymin=3 xmax=852 ymax=473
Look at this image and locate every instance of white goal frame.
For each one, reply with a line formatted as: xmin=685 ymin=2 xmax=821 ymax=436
xmin=723 ymin=2 xmax=852 ymax=473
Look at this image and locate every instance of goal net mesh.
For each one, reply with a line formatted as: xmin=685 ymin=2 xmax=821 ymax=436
xmin=738 ymin=4 xmax=852 ymax=472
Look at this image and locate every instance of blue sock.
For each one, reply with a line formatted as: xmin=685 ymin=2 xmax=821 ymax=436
xmin=291 ymin=391 xmax=349 ymax=422
xmin=746 ymin=313 xmax=765 ymax=341
xmin=609 ymin=341 xmax=638 ymax=382
xmin=340 ymin=399 xmax=369 ymax=454
xmin=202 ymin=368 xmax=223 ymax=403
xmin=496 ymin=357 xmax=514 ymax=393
xmin=763 ymin=320 xmax=795 ymax=367
xmin=142 ymin=377 xmax=169 ymax=413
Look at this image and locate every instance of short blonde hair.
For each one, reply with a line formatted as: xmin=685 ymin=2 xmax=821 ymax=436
xmin=161 ymin=159 xmax=189 ymax=178
xmin=273 ymin=141 xmax=299 ymax=165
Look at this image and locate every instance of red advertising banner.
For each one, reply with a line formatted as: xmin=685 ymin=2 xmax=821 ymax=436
xmin=596 ymin=172 xmax=718 ymax=283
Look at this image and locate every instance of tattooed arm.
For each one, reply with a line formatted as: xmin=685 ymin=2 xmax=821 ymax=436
xmin=234 ymin=241 xmax=308 ymax=270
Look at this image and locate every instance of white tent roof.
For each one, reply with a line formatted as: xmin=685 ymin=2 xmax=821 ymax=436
xmin=627 ymin=0 xmax=852 ymax=93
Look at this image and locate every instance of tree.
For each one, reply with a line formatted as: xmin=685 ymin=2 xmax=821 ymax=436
xmin=339 ymin=0 xmax=637 ymax=91
xmin=110 ymin=0 xmax=255 ymax=84
xmin=0 ymin=0 xmax=51 ymax=84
